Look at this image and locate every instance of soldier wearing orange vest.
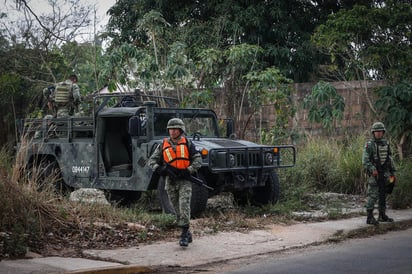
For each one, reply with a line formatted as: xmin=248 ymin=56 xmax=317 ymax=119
xmin=147 ymin=118 xmax=202 ymax=247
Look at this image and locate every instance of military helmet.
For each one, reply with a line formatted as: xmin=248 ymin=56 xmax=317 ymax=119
xmin=167 ymin=118 xmax=185 ymax=132
xmin=371 ymin=122 xmax=386 ymax=133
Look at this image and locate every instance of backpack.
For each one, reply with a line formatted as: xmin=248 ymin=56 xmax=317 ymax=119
xmin=54 ymin=80 xmax=73 ymax=104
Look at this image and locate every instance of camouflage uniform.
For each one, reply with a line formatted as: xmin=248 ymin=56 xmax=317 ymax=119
xmin=43 ymin=85 xmax=56 ymax=115
xmin=43 ymin=76 xmax=81 ymax=118
xmin=362 ymin=122 xmax=396 ymax=224
xmin=54 ymin=79 xmax=81 ymax=118
xmin=147 ymin=118 xmax=202 ymax=246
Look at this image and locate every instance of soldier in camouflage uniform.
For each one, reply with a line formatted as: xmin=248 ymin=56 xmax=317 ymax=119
xmin=147 ymin=118 xmax=202 ymax=247
xmin=362 ymin=122 xmax=396 ymax=225
xmin=44 ymin=74 xmax=81 ymax=117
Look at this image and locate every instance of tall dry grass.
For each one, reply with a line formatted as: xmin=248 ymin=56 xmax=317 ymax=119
xmin=281 ymin=135 xmax=367 ymax=195
xmin=0 ymin=139 xmax=157 ymax=258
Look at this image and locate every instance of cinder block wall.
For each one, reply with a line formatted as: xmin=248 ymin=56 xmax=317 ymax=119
xmin=209 ymin=80 xmax=386 ymax=142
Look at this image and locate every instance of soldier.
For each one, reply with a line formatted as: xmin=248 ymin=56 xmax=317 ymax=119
xmin=42 ymin=85 xmax=56 ymax=115
xmin=362 ymin=122 xmax=397 ymax=225
xmin=44 ymin=74 xmax=81 ymax=117
xmin=147 ymin=118 xmax=202 ymax=247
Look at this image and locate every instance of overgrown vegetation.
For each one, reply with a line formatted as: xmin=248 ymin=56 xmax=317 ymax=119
xmin=1 ymin=134 xmax=412 ymax=259
xmin=0 ymin=145 xmax=176 ymax=259
xmin=282 ymin=135 xmax=367 ymax=195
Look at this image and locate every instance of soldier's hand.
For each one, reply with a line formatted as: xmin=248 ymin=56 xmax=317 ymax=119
xmin=372 ymin=170 xmax=379 ymax=177
xmin=389 ymin=175 xmax=396 ymax=183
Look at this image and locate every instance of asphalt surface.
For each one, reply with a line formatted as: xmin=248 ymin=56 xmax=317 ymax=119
xmin=1 ymin=208 xmax=412 ymax=274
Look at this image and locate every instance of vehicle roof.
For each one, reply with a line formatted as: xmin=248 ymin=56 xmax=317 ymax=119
xmin=97 ymin=107 xmax=140 ymax=117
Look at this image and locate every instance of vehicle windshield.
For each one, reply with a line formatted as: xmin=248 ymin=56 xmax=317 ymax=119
xmin=182 ymin=114 xmax=219 ymax=137
xmin=153 ymin=111 xmax=219 ymax=137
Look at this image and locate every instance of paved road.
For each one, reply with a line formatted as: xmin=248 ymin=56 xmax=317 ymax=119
xmin=1 ymin=209 xmax=412 ymax=274
xmin=221 ymin=228 xmax=412 ymax=274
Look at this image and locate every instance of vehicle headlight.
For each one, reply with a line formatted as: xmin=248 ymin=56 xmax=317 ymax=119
xmin=265 ymin=152 xmax=274 ymax=165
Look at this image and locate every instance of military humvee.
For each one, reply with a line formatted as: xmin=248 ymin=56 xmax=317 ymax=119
xmin=17 ymin=90 xmax=296 ymax=216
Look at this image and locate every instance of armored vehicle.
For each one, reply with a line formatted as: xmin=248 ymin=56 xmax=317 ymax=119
xmin=17 ymin=90 xmax=296 ymax=216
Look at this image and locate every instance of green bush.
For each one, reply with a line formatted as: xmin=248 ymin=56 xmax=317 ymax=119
xmin=389 ymin=160 xmax=412 ymax=209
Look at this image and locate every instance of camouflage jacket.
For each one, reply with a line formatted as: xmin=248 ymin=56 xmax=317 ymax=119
xmin=362 ymin=137 xmax=396 ymax=175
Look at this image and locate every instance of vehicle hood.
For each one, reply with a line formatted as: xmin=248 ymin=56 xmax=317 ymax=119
xmin=192 ymin=137 xmax=270 ymax=150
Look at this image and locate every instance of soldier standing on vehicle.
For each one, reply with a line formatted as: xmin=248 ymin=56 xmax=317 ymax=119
xmin=42 ymin=85 xmax=56 ymax=115
xmin=44 ymin=74 xmax=81 ymax=117
xmin=362 ymin=121 xmax=397 ymax=225
xmin=147 ymin=118 xmax=202 ymax=247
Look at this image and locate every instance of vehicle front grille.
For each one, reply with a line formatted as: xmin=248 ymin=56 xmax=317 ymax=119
xmin=208 ymin=147 xmax=275 ymax=172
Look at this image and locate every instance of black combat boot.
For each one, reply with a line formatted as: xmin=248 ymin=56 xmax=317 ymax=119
xmin=378 ymin=211 xmax=394 ymax=222
xmin=179 ymin=226 xmax=189 ymax=247
xmin=366 ymin=210 xmax=379 ymax=225
xmin=187 ymin=230 xmax=193 ymax=243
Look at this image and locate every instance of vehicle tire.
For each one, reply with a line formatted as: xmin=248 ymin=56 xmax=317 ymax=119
xmin=190 ymin=174 xmax=209 ymax=218
xmin=251 ymin=172 xmax=280 ymax=205
xmin=157 ymin=175 xmax=209 ymax=218
xmin=157 ymin=177 xmax=176 ymax=215
xmin=105 ymin=190 xmax=142 ymax=207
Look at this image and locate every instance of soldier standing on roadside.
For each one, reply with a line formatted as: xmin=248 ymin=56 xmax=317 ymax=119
xmin=362 ymin=122 xmax=397 ymax=225
xmin=147 ymin=118 xmax=202 ymax=247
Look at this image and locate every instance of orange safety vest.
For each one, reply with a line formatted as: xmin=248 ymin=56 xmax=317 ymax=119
xmin=162 ymin=137 xmax=190 ymax=169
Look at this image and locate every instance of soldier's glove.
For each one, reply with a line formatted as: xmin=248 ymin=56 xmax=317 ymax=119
xmin=372 ymin=170 xmax=379 ymax=177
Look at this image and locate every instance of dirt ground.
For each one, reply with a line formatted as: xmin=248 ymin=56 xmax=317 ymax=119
xmin=26 ymin=192 xmax=366 ymax=260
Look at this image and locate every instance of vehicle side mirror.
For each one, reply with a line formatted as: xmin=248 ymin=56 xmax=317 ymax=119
xmin=128 ymin=116 xmax=141 ymax=136
xmin=226 ymin=119 xmax=234 ymax=138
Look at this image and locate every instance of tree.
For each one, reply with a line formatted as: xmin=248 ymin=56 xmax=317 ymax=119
xmin=245 ymin=67 xmax=294 ymax=143
xmin=312 ymin=2 xmax=412 ymax=83
xmin=312 ymin=1 xmax=412 ymax=152
xmin=0 ymin=0 xmax=104 ymax=146
xmin=312 ymin=2 xmax=412 ymax=114
xmin=375 ymin=82 xmax=412 ymax=160
xmin=303 ymin=81 xmax=345 ymax=135
xmin=103 ymin=0 xmax=383 ymax=139
xmin=105 ymin=0 xmax=364 ymax=84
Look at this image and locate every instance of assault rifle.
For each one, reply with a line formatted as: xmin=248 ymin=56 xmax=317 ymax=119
xmin=161 ymin=163 xmax=214 ymax=191
xmin=376 ymin=170 xmax=395 ymax=194
xmin=376 ymin=170 xmax=387 ymax=207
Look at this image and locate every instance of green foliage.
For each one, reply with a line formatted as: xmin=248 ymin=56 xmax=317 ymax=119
xmin=246 ymin=67 xmax=295 ymax=143
xmin=389 ymin=160 xmax=412 ymax=209
xmin=375 ymin=82 xmax=412 ymax=156
xmin=182 ymin=89 xmax=214 ymax=108
xmin=2 ymin=224 xmax=28 ymax=258
xmin=245 ymin=67 xmax=292 ymax=109
xmin=312 ymin=2 xmax=412 ymax=82
xmin=303 ymin=81 xmax=345 ymax=133
xmin=105 ymin=0 xmax=337 ymax=82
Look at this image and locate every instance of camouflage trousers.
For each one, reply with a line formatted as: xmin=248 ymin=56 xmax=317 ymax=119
xmin=365 ymin=175 xmax=387 ymax=212
xmin=56 ymin=107 xmax=71 ymax=118
xmin=165 ymin=177 xmax=192 ymax=227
